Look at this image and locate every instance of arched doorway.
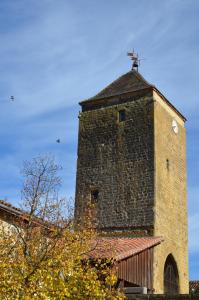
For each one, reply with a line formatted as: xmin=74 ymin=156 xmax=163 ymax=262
xmin=164 ymin=254 xmax=179 ymax=294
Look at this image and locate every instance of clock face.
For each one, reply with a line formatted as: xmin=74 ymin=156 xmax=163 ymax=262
xmin=172 ymin=119 xmax=178 ymax=134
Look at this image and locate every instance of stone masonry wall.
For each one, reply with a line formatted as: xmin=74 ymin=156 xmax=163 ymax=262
xmin=153 ymin=91 xmax=189 ymax=294
xmin=75 ymin=91 xmax=155 ymax=231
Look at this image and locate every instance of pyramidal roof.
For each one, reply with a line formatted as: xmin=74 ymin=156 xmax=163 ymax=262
xmin=80 ymin=69 xmax=186 ymax=121
xmin=82 ymin=69 xmax=152 ymax=102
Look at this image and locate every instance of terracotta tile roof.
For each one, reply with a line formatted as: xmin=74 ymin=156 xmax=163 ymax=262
xmin=88 ymin=237 xmax=163 ymax=261
xmin=0 ymin=200 xmax=50 ymax=228
xmin=0 ymin=199 xmax=24 ymax=216
xmin=189 ymin=280 xmax=199 ymax=292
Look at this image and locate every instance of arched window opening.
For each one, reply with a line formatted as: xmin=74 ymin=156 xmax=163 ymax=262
xmin=164 ymin=254 xmax=179 ymax=294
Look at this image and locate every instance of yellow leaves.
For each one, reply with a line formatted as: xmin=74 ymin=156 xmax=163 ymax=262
xmin=0 ymin=223 xmax=125 ymax=300
xmin=105 ymin=273 xmax=118 ymax=286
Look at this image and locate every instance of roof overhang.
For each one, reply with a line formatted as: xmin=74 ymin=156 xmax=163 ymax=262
xmin=79 ymin=86 xmax=186 ymax=122
xmin=88 ymin=237 xmax=164 ymax=262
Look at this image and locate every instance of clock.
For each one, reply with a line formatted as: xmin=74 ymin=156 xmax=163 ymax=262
xmin=172 ymin=119 xmax=178 ymax=134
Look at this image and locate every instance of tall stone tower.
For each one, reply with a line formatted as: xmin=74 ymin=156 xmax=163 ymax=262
xmin=75 ymin=69 xmax=189 ymax=293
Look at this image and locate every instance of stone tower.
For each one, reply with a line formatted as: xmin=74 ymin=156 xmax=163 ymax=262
xmin=75 ymin=69 xmax=189 ymax=293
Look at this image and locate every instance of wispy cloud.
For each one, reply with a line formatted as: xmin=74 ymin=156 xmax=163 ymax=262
xmin=0 ymin=0 xmax=199 ymax=278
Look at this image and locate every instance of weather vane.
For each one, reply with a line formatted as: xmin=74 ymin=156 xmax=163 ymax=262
xmin=127 ymin=50 xmax=139 ymax=71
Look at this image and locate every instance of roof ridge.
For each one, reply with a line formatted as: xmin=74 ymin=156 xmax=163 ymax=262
xmin=133 ymin=70 xmax=152 ymax=87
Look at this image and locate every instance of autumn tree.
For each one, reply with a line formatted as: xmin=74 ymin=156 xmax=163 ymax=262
xmin=0 ymin=155 xmax=124 ymax=300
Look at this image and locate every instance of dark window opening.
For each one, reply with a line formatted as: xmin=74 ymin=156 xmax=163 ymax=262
xmin=91 ymin=190 xmax=99 ymax=202
xmin=119 ymin=110 xmax=126 ymax=122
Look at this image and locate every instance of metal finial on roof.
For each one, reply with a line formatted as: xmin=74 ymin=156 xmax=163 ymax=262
xmin=127 ymin=50 xmax=139 ymax=71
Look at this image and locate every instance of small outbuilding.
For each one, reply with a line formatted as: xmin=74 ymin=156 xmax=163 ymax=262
xmin=89 ymin=236 xmax=163 ymax=293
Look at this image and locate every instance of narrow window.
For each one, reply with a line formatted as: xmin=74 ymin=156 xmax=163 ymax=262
xmin=91 ymin=190 xmax=99 ymax=203
xmin=118 ymin=110 xmax=126 ymax=122
xmin=166 ymin=159 xmax=170 ymax=171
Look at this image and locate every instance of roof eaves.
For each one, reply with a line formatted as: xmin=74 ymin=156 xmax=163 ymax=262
xmin=0 ymin=200 xmax=23 ymax=216
xmin=79 ymin=86 xmax=152 ymax=106
xmin=78 ymin=72 xmax=186 ymax=122
xmin=152 ymin=87 xmax=187 ymax=122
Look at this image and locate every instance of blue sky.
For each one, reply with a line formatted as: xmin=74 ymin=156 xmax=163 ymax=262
xmin=0 ymin=0 xmax=199 ymax=279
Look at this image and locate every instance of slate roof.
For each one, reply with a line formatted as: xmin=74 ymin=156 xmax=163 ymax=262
xmin=80 ymin=69 xmax=186 ymax=121
xmin=83 ymin=70 xmax=151 ymax=102
xmin=88 ymin=237 xmax=163 ymax=261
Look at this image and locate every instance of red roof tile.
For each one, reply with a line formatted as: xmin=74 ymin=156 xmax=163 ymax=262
xmin=88 ymin=237 xmax=163 ymax=261
xmin=0 ymin=199 xmax=24 ymax=215
xmin=189 ymin=281 xmax=199 ymax=291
